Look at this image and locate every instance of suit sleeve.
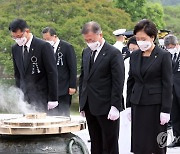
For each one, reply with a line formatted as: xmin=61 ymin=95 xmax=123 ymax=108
xmin=42 ymin=42 xmax=58 ymax=101
xmin=126 ymin=55 xmax=135 ymax=108
xmin=79 ymin=50 xmax=84 ymax=101
xmin=66 ymin=44 xmax=77 ymax=88
xmin=12 ymin=47 xmax=20 ymax=88
xmin=110 ymin=49 xmax=125 ymax=111
xmin=161 ymin=52 xmax=173 ymax=113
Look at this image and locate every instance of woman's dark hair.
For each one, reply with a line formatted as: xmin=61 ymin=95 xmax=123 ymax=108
xmin=127 ymin=36 xmax=137 ymax=48
xmin=9 ymin=19 xmax=28 ymax=32
xmin=133 ymin=19 xmax=158 ymax=41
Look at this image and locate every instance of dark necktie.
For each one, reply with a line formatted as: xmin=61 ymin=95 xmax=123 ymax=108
xmin=172 ymin=53 xmax=177 ymax=66
xmin=23 ymin=45 xmax=29 ymax=70
xmin=89 ymin=50 xmax=97 ymax=71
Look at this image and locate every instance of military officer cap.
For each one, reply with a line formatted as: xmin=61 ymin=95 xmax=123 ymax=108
xmin=158 ymin=29 xmax=171 ymax=39
xmin=113 ymin=29 xmax=126 ymax=36
xmin=123 ymin=31 xmax=133 ymax=38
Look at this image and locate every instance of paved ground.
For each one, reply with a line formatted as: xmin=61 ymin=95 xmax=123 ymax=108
xmin=73 ymin=111 xmax=180 ymax=154
xmin=74 ymin=128 xmax=180 ymax=154
xmin=0 ymin=114 xmax=179 ymax=154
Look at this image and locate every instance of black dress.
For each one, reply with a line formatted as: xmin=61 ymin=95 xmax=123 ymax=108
xmin=131 ymin=56 xmax=167 ymax=154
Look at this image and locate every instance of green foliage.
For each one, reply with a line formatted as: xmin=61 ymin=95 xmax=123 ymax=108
xmin=0 ymin=52 xmax=14 ymax=76
xmin=115 ymin=0 xmax=165 ymax=28
xmin=0 ymin=0 xmax=134 ymax=77
xmin=142 ymin=2 xmax=165 ymax=29
xmin=164 ymin=5 xmax=180 ymax=40
xmin=115 ymin=0 xmax=146 ymax=21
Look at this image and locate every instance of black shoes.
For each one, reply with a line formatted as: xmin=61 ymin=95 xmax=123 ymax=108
xmin=167 ymin=138 xmax=180 ymax=148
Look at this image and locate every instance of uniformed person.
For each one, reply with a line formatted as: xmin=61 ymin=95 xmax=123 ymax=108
xmin=113 ymin=29 xmax=126 ymax=53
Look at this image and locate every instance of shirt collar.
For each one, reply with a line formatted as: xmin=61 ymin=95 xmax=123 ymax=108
xmin=24 ymin=33 xmax=33 ymax=49
xmin=177 ymin=47 xmax=180 ymax=54
xmin=53 ymin=38 xmax=60 ymax=53
xmin=96 ymin=38 xmax=105 ymax=52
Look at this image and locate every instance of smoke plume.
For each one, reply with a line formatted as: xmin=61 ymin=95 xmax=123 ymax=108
xmin=0 ymin=85 xmax=36 ymax=114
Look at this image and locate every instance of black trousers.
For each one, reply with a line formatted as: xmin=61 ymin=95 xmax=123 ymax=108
xmin=171 ymin=89 xmax=180 ymax=138
xmin=48 ymin=94 xmax=72 ymax=116
xmin=84 ymin=103 xmax=119 ymax=154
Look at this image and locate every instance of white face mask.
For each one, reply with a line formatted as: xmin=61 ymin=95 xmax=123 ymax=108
xmin=46 ymin=40 xmax=55 ymax=47
xmin=87 ymin=41 xmax=100 ymax=51
xmin=168 ymin=48 xmax=178 ymax=55
xmin=15 ymin=37 xmax=27 ymax=46
xmin=137 ymin=41 xmax=152 ymax=51
xmin=158 ymin=39 xmax=164 ymax=46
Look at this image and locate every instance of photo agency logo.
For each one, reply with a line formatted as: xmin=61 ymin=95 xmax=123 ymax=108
xmin=157 ymin=131 xmax=173 ymax=148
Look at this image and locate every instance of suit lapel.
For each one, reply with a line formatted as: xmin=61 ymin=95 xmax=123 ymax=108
xmin=83 ymin=49 xmax=91 ymax=78
xmin=24 ymin=37 xmax=36 ymax=73
xmin=135 ymin=50 xmax=143 ymax=82
xmin=141 ymin=46 xmax=159 ymax=77
xmin=88 ymin=43 xmax=107 ymax=79
xmin=15 ymin=46 xmax=25 ymax=75
xmin=56 ymin=41 xmax=62 ymax=54
xmin=173 ymin=52 xmax=180 ymax=71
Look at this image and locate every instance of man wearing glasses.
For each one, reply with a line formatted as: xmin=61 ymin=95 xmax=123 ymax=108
xmin=9 ymin=19 xmax=58 ymax=113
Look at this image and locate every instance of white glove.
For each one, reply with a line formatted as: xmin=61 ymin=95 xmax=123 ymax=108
xmin=80 ymin=111 xmax=85 ymax=117
xmin=126 ymin=107 xmax=131 ymax=121
xmin=107 ymin=106 xmax=120 ymax=121
xmin=160 ymin=112 xmax=170 ymax=125
xmin=47 ymin=101 xmax=58 ymax=110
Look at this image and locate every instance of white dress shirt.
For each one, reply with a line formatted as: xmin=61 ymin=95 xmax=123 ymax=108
xmin=93 ymin=38 xmax=105 ymax=62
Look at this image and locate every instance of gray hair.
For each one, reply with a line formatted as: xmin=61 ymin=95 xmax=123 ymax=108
xmin=81 ymin=21 xmax=102 ymax=34
xmin=164 ymin=34 xmax=178 ymax=46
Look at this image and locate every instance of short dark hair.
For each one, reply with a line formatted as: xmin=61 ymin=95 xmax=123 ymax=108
xmin=81 ymin=21 xmax=102 ymax=34
xmin=133 ymin=19 xmax=158 ymax=41
xmin=9 ymin=19 xmax=28 ymax=32
xmin=42 ymin=27 xmax=56 ymax=36
xmin=127 ymin=36 xmax=137 ymax=48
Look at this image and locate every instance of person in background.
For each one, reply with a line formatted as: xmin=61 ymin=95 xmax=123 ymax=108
xmin=79 ymin=21 xmax=124 ymax=154
xmin=126 ymin=19 xmax=172 ymax=154
xmin=164 ymin=34 xmax=180 ymax=148
xmin=9 ymin=19 xmax=58 ymax=112
xmin=123 ymin=36 xmax=139 ymax=106
xmin=113 ymin=29 xmax=126 ymax=53
xmin=158 ymin=29 xmax=171 ymax=50
xmin=42 ymin=27 xmax=77 ymax=117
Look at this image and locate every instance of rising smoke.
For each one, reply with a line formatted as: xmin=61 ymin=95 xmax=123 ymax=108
xmin=0 ymin=85 xmax=36 ymax=114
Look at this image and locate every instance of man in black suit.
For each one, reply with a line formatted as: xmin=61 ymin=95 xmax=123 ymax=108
xmin=9 ymin=19 xmax=58 ymax=112
xmin=42 ymin=27 xmax=77 ymax=116
xmin=164 ymin=34 xmax=180 ymax=148
xmin=79 ymin=21 xmax=124 ymax=154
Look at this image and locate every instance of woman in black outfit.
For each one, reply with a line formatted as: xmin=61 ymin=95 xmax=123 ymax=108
xmin=126 ymin=19 xmax=173 ymax=154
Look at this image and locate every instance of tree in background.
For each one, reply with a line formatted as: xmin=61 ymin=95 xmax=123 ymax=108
xmin=114 ymin=0 xmax=165 ymax=29
xmin=142 ymin=2 xmax=165 ymax=29
xmin=0 ymin=0 xmax=134 ymax=77
xmin=114 ymin=0 xmax=146 ymax=21
xmin=164 ymin=5 xmax=180 ymax=39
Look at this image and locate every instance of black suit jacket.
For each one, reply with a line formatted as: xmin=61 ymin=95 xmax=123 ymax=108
xmin=172 ymin=52 xmax=180 ymax=97
xmin=55 ymin=40 xmax=77 ymax=96
xmin=79 ymin=42 xmax=125 ymax=116
xmin=126 ymin=46 xmax=173 ymax=113
xmin=12 ymin=36 xmax=58 ymax=106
